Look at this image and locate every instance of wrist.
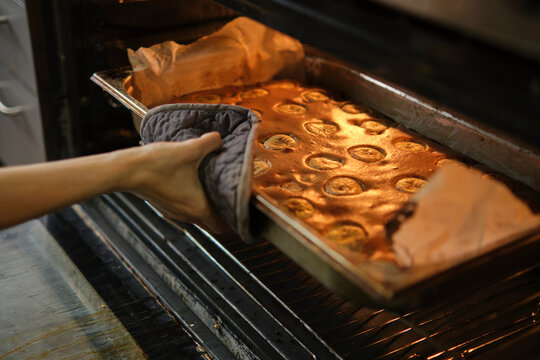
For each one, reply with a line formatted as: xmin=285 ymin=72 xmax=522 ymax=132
xmin=105 ymin=146 xmax=146 ymax=193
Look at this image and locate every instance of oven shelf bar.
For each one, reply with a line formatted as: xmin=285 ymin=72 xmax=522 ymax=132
xmin=77 ymin=191 xmax=539 ymax=359
xmin=80 ymin=193 xmax=342 ymax=359
xmin=75 ymin=200 xmax=237 ymax=360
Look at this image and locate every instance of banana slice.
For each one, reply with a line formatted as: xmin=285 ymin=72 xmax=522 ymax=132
xmin=325 ymin=224 xmax=367 ymax=251
xmin=281 ymin=181 xmax=303 ymax=192
xmin=307 ymin=155 xmax=343 ymax=170
xmin=263 ymin=134 xmax=297 ymax=151
xmin=281 ymin=198 xmax=315 ymax=219
xmin=436 ymin=158 xmax=465 ymax=168
xmin=394 ymin=140 xmax=426 ymax=152
xmin=304 ymin=91 xmax=330 ymax=102
xmin=275 ymin=103 xmax=306 ymax=115
xmin=304 ymin=121 xmax=339 ymax=136
xmin=348 ymin=145 xmax=385 ymax=163
xmin=298 ymin=173 xmax=318 ymax=183
xmin=396 ymin=177 xmax=426 ymax=194
xmin=325 ymin=177 xmax=363 ymax=196
xmin=341 ymin=103 xmax=369 ymax=114
xmin=195 ymin=94 xmax=222 ymax=103
xmin=240 ymin=88 xmax=268 ymax=99
xmin=360 ymin=120 xmax=387 ymax=134
xmin=253 ymin=158 xmax=270 ymax=176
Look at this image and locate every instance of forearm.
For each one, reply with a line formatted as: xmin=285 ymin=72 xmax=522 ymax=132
xmin=0 ymin=149 xmax=136 ymax=229
xmin=0 ymin=133 xmax=227 ymax=233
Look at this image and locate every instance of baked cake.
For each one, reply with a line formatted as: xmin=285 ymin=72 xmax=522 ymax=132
xmin=171 ymin=79 xmax=536 ymax=262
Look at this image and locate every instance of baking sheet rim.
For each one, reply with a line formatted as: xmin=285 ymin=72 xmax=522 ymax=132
xmin=90 ymin=57 xmax=540 ymax=307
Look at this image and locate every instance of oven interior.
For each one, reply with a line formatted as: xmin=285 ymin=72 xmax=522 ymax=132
xmin=76 ymin=192 xmax=539 ymax=359
xmin=26 ymin=0 xmax=540 ymax=359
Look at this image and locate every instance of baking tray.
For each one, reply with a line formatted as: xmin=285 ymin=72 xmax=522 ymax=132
xmin=91 ymin=56 xmax=540 ymax=308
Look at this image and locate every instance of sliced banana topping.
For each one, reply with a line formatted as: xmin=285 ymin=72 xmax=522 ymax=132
xmin=281 ymin=198 xmax=315 ymax=219
xmin=299 ymin=173 xmax=318 ymax=183
xmin=325 ymin=177 xmax=363 ymax=196
xmin=325 ymin=224 xmax=367 ymax=251
xmin=304 ymin=91 xmax=330 ymax=102
xmin=281 ymin=181 xmax=303 ymax=192
xmin=394 ymin=139 xmax=427 ymax=152
xmin=341 ymin=103 xmax=369 ymax=114
xmin=195 ymin=94 xmax=222 ymax=103
xmin=253 ymin=158 xmax=270 ymax=176
xmin=307 ymin=155 xmax=343 ymax=170
xmin=348 ymin=145 xmax=385 ymax=163
xmin=360 ymin=120 xmax=387 ymax=134
xmin=240 ymin=88 xmax=268 ymax=99
xmin=304 ymin=121 xmax=339 ymax=136
xmin=275 ymin=103 xmax=306 ymax=115
xmin=263 ymin=134 xmax=297 ymax=151
xmin=396 ymin=177 xmax=426 ymax=194
xmin=436 ymin=158 xmax=465 ymax=168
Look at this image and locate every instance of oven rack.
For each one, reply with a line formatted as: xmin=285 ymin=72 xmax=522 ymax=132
xmin=76 ymin=193 xmax=539 ymax=359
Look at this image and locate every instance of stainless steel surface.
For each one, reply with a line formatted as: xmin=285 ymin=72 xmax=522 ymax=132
xmin=0 ymin=0 xmax=45 ymax=165
xmin=0 ymin=96 xmax=22 ymax=115
xmin=0 ymin=15 xmax=8 ymax=25
xmin=0 ymin=220 xmax=145 ymax=359
xmin=0 ymin=60 xmax=45 ymax=164
xmin=90 ymin=67 xmax=148 ymax=119
xmin=0 ymin=0 xmax=38 ymax=91
xmin=91 ymin=56 xmax=540 ymax=307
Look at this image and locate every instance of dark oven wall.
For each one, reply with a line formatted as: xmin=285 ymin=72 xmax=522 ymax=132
xmin=27 ymin=0 xmax=540 ymax=159
xmin=213 ymin=0 xmax=540 ymax=149
xmin=26 ymin=0 xmax=236 ymax=160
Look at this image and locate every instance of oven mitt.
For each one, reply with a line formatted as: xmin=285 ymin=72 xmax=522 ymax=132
xmin=139 ymin=103 xmax=260 ymax=241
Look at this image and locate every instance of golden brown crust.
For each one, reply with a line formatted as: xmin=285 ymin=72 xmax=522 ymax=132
xmin=172 ymin=80 xmax=496 ymax=260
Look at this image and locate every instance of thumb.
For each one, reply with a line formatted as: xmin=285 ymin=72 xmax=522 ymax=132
xmin=199 ymin=131 xmax=222 ymax=153
xmin=199 ymin=132 xmax=223 ymax=153
xmin=191 ymin=132 xmax=222 ymax=163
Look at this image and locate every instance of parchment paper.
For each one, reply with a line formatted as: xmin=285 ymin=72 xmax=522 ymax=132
xmin=127 ymin=17 xmax=305 ymax=107
xmin=128 ymin=18 xmax=539 ymax=273
xmin=392 ymin=164 xmax=540 ymax=267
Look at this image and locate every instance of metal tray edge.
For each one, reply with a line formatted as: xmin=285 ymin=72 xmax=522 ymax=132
xmin=91 ymin=68 xmax=148 ymax=119
xmin=90 ymin=59 xmax=540 ymax=308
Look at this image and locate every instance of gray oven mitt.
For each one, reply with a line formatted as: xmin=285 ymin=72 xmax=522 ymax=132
xmin=139 ymin=103 xmax=260 ymax=241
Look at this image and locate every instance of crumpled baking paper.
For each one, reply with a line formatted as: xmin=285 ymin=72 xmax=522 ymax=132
xmin=392 ymin=164 xmax=540 ymax=267
xmin=127 ymin=17 xmax=305 ymax=107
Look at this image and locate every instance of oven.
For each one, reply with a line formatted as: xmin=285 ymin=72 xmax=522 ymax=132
xmin=10 ymin=0 xmax=540 ymax=359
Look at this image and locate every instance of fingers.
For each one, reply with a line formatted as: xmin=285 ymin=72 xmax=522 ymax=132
xmin=198 ymin=202 xmax=232 ymax=234
xmin=202 ymin=217 xmax=232 ymax=235
xmin=150 ymin=199 xmax=231 ymax=235
xmin=190 ymin=132 xmax=228 ymax=233
xmin=137 ymin=131 xmax=227 ymax=234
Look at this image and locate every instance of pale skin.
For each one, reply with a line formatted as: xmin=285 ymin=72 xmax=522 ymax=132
xmin=0 ymin=132 xmax=230 ymax=234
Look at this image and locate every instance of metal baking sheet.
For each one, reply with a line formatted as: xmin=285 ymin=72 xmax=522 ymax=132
xmin=91 ymin=56 xmax=540 ymax=308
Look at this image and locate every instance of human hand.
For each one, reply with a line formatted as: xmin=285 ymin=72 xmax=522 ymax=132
xmin=118 ymin=132 xmax=230 ymax=234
